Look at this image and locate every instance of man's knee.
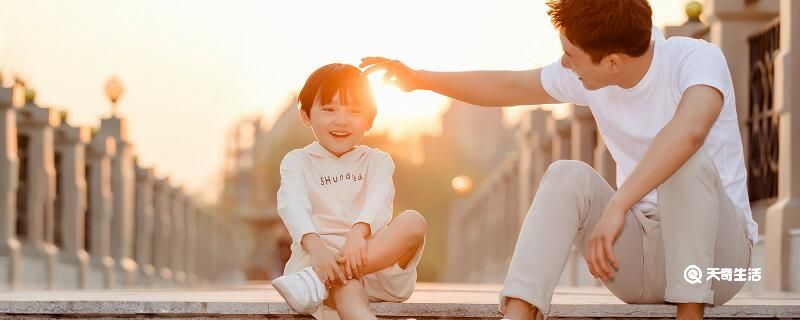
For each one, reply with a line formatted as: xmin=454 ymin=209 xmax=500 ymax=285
xmin=544 ymin=160 xmax=594 ymax=184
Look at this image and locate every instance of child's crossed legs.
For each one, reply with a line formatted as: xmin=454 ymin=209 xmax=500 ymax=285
xmin=324 ymin=210 xmax=427 ymax=320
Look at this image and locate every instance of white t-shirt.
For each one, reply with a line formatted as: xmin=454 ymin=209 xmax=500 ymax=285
xmin=540 ymin=28 xmax=758 ymax=244
xmin=277 ymin=142 xmax=395 ymax=251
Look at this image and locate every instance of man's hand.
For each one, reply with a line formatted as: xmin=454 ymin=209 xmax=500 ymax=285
xmin=587 ymin=204 xmax=624 ymax=281
xmin=359 ymin=57 xmax=421 ymax=92
xmin=337 ymin=223 xmax=369 ymax=279
xmin=302 ymin=234 xmax=347 ymax=289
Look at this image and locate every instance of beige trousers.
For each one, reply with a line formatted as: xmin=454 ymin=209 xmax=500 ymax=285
xmin=500 ymin=149 xmax=753 ymax=316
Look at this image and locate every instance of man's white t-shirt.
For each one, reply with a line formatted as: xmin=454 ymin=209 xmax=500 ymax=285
xmin=540 ymin=28 xmax=758 ymax=244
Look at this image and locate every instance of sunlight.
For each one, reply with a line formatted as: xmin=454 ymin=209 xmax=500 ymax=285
xmin=366 ymin=71 xmax=449 ymax=141
xmin=0 ymin=0 xmax=690 ymax=193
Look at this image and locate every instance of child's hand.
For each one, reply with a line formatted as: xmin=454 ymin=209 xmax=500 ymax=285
xmin=338 ymin=223 xmax=369 ymax=279
xmin=303 ymin=234 xmax=347 ymax=288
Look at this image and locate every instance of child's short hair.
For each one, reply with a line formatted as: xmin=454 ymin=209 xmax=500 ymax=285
xmin=298 ymin=63 xmax=377 ymax=118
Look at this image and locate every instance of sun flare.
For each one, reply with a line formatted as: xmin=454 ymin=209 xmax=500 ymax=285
xmin=366 ymin=71 xmax=449 ymax=141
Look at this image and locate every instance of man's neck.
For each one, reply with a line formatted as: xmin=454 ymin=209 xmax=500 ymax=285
xmin=617 ymin=42 xmax=655 ymax=89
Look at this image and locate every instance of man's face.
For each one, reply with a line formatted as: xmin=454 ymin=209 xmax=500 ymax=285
xmin=559 ymin=33 xmax=613 ymax=90
xmin=301 ymin=92 xmax=374 ymax=157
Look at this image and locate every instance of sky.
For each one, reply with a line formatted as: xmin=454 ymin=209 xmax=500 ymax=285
xmin=0 ymin=0 xmax=690 ymax=200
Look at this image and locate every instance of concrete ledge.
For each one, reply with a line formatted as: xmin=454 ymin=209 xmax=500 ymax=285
xmin=0 ymin=283 xmax=798 ymax=319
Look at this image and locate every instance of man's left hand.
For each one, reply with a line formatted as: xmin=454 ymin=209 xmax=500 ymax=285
xmin=587 ymin=205 xmax=625 ymax=281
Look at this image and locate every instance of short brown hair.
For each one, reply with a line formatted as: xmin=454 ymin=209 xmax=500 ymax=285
xmin=298 ymin=63 xmax=376 ymax=118
xmin=547 ymin=0 xmax=652 ymax=63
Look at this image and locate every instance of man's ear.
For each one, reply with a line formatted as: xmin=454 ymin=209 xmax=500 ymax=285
xmin=299 ymin=108 xmax=312 ymax=128
xmin=606 ymin=54 xmax=622 ymax=72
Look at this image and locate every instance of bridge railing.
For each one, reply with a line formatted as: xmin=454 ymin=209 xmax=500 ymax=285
xmin=0 ymin=84 xmax=239 ymax=290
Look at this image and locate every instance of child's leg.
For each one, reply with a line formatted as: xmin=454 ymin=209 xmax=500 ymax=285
xmin=330 ymin=280 xmax=376 ymax=320
xmin=359 ymin=210 xmax=427 ymax=274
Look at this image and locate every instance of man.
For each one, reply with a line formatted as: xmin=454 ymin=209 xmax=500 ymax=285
xmin=360 ymin=1 xmax=756 ymax=319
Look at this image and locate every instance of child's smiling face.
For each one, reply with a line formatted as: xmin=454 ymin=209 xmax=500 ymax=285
xmin=301 ymin=92 xmax=374 ymax=157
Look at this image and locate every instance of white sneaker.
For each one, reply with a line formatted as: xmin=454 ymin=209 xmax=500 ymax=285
xmin=271 ymin=267 xmax=328 ymax=314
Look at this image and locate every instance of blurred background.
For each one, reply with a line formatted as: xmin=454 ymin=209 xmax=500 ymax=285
xmin=0 ymin=0 xmax=797 ymax=295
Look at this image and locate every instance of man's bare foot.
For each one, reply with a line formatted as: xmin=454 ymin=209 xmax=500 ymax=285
xmin=502 ymin=297 xmax=538 ymax=320
xmin=676 ymin=303 xmax=704 ymax=320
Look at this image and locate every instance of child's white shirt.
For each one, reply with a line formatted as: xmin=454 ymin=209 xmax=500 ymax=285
xmin=277 ymin=141 xmax=395 ymax=250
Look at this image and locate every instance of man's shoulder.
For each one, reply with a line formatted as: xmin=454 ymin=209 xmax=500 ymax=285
xmin=663 ymin=36 xmax=721 ymax=59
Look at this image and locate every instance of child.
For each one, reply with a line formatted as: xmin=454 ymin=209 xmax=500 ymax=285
xmin=272 ymin=63 xmax=427 ymax=320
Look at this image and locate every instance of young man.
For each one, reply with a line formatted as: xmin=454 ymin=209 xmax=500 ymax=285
xmin=360 ymin=1 xmax=755 ymax=319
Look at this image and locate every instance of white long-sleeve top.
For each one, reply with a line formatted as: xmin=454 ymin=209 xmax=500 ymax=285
xmin=277 ymin=142 xmax=395 ymax=248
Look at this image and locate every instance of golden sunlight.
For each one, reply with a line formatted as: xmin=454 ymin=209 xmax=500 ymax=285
xmin=366 ymin=71 xmax=449 ymax=141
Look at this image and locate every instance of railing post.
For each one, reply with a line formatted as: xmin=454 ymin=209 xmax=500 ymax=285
xmin=195 ymin=209 xmax=208 ymax=284
xmin=548 ymin=113 xmax=572 ymax=161
xmin=488 ymin=173 xmax=504 ymax=283
xmin=765 ymin=0 xmax=800 ymax=292
xmin=569 ymin=105 xmax=596 ymax=165
xmin=99 ymin=116 xmax=137 ymax=287
xmin=471 ymin=201 xmax=483 ymax=282
xmin=0 ymin=85 xmax=20 ymax=290
xmin=526 ymin=109 xmax=552 ymax=218
xmin=209 ymin=217 xmax=221 ymax=283
xmin=663 ymin=3 xmax=710 ymax=39
xmin=170 ymin=186 xmax=186 ymax=285
xmin=183 ymin=196 xmax=198 ymax=285
xmin=153 ymin=178 xmax=172 ymax=285
xmin=85 ymin=133 xmax=116 ymax=288
xmin=16 ymin=100 xmax=60 ymax=289
xmin=503 ymin=157 xmax=519 ymax=274
xmin=594 ymin=135 xmax=616 ymax=188
xmin=134 ymin=163 xmax=156 ymax=287
xmin=54 ymin=119 xmax=91 ymax=289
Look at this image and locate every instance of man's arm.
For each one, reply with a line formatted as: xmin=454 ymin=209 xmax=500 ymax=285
xmin=608 ymin=84 xmax=723 ymax=215
xmin=360 ymin=57 xmax=559 ymax=107
xmin=587 ymin=84 xmax=724 ymax=281
xmin=415 ymin=69 xmax=559 ymax=107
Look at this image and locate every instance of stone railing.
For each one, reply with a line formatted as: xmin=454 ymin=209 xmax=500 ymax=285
xmin=446 ymin=105 xmax=613 ymax=286
xmin=0 ymin=85 xmax=238 ymax=290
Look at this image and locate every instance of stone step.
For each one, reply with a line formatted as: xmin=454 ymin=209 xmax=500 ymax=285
xmin=1 ymin=283 xmax=799 ymax=319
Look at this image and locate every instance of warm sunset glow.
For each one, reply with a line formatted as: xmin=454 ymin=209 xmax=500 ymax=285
xmin=0 ymin=1 xmax=688 ymax=196
xmin=366 ymin=71 xmax=449 ymax=141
